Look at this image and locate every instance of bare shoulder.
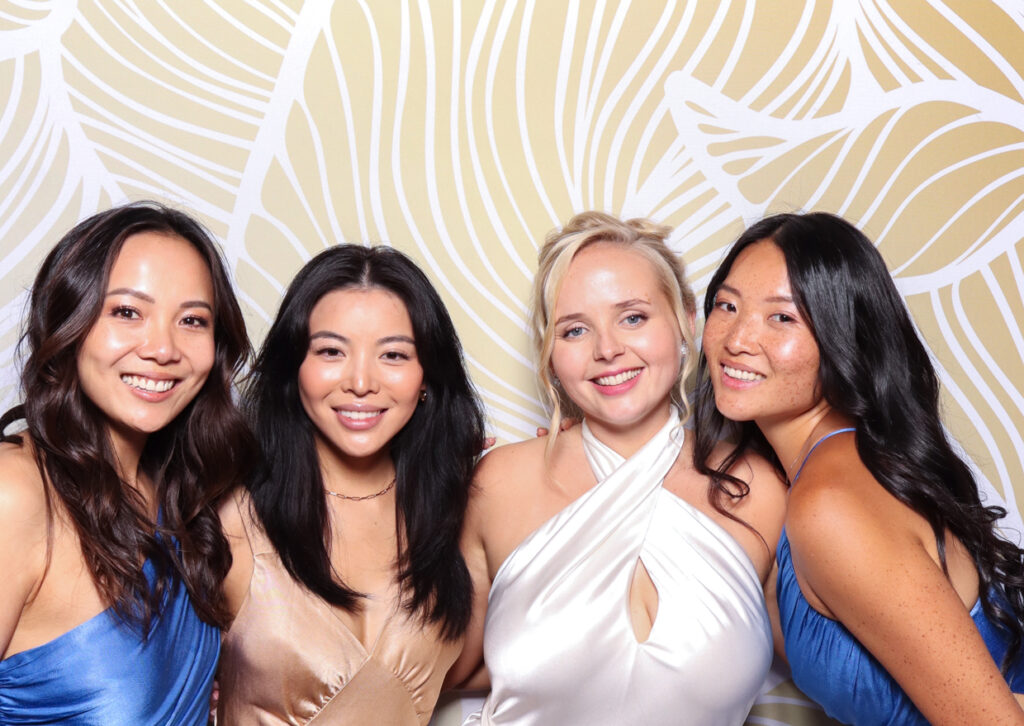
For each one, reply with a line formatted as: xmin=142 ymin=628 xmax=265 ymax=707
xmin=785 ymin=443 xmax=920 ymax=586
xmin=217 ymin=487 xmax=252 ymax=541
xmin=701 ymin=438 xmax=788 ymax=525
xmin=0 ymin=439 xmax=49 ymax=531
xmin=218 ymin=487 xmax=256 ymax=622
xmin=473 ymin=435 xmax=549 ymax=489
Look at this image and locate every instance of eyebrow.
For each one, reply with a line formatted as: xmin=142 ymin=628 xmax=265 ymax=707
xmin=309 ymin=332 xmax=416 ymax=345
xmin=554 ymin=298 xmax=651 ymax=327
xmin=717 ymin=283 xmax=793 ymax=304
xmin=106 ymin=288 xmax=213 ymax=311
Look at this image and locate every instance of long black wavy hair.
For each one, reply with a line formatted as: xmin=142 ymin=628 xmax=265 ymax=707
xmin=244 ymin=244 xmax=484 ymax=640
xmin=693 ymin=211 xmax=1024 ymax=671
xmin=0 ymin=201 xmax=255 ymax=630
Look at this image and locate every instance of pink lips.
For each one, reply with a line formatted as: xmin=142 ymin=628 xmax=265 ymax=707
xmin=718 ymin=362 xmax=765 ymax=390
xmin=590 ymin=368 xmax=643 ymax=396
xmin=334 ymin=406 xmax=386 ymax=430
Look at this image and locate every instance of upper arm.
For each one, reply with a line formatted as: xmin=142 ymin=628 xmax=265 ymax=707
xmin=218 ymin=490 xmax=254 ymax=623
xmin=0 ymin=448 xmax=48 ymax=657
xmin=444 ymin=453 xmax=500 ymax=690
xmin=788 ymin=481 xmax=1024 ymax=725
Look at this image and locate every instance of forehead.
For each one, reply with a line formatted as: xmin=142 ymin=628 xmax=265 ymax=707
xmin=309 ymin=287 xmax=413 ymax=331
xmin=108 ymin=231 xmax=213 ymax=293
xmin=723 ymin=240 xmax=790 ymax=291
xmin=557 ymin=243 xmax=665 ymax=303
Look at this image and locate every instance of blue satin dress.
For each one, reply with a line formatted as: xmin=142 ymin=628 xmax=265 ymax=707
xmin=777 ymin=428 xmax=1024 ymax=725
xmin=0 ymin=560 xmax=219 ymax=725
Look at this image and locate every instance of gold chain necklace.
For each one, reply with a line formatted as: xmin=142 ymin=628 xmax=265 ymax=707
xmin=325 ymin=478 xmax=396 ymax=502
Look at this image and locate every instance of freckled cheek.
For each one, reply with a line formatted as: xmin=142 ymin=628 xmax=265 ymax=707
xmin=772 ymin=342 xmax=822 ymax=406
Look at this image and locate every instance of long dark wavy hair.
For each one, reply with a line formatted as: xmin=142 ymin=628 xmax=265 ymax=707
xmin=693 ymin=211 xmax=1024 ymax=670
xmin=244 ymin=244 xmax=484 ymax=640
xmin=0 ymin=201 xmax=255 ymax=631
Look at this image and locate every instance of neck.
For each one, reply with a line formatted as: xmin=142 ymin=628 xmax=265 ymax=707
xmin=315 ymin=437 xmax=396 ymax=498
xmin=584 ymin=402 xmax=674 ymax=459
xmin=756 ymin=404 xmax=852 ymax=482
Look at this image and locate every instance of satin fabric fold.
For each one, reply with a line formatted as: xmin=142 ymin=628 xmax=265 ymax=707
xmin=466 ymin=412 xmax=772 ymax=726
xmin=217 ymin=495 xmax=460 ymax=725
xmin=0 ymin=560 xmax=218 ymax=726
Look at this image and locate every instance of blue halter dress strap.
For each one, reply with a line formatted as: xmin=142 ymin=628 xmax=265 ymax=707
xmin=791 ymin=427 xmax=856 ymax=483
xmin=776 ymin=427 xmax=1024 ymax=724
xmin=0 ymin=557 xmax=219 ymax=725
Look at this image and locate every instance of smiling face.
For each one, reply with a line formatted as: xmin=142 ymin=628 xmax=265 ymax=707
xmin=77 ymin=231 xmax=216 ymax=456
xmin=550 ymin=243 xmax=683 ymax=447
xmin=702 ymin=240 xmax=824 ymax=429
xmin=298 ymin=287 xmax=425 ymax=468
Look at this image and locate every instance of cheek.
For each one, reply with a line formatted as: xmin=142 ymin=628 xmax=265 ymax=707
xmin=297 ymin=357 xmax=331 ymax=403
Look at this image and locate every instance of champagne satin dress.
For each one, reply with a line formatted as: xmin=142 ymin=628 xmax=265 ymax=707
xmin=217 ymin=497 xmax=461 ymax=725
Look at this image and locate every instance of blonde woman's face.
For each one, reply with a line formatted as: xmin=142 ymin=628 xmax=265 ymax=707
xmin=549 ymin=243 xmax=682 ymax=446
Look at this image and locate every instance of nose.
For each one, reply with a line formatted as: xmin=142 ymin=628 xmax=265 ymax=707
xmin=342 ymin=351 xmax=379 ymax=396
xmin=721 ymin=312 xmax=759 ymax=355
xmin=593 ymin=325 xmax=624 ymax=361
xmin=138 ymin=318 xmax=182 ymax=365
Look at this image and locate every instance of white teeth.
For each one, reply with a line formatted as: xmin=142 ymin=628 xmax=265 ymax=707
xmin=338 ymin=409 xmax=383 ymax=420
xmin=723 ymin=365 xmax=765 ymax=382
xmin=594 ymin=369 xmax=641 ymax=386
xmin=121 ymin=375 xmax=175 ymax=392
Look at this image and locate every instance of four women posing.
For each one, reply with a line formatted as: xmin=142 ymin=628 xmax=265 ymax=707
xmin=1 ymin=202 xmax=1022 ymax=725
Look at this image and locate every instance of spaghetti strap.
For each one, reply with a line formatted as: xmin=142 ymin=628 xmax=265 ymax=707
xmin=792 ymin=428 xmax=855 ymax=483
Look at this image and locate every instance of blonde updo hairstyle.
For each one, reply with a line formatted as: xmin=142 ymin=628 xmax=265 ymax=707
xmin=531 ymin=211 xmax=697 ymax=447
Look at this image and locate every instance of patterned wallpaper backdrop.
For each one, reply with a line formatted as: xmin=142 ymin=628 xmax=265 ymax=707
xmin=2 ymin=2 xmax=1023 ymax=723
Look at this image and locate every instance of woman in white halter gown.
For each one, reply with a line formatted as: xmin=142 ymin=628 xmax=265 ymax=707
xmin=467 ymin=413 xmax=771 ymax=725
xmin=450 ymin=213 xmax=786 ymax=726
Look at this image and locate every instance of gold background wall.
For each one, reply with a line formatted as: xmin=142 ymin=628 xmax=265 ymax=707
xmin=1 ymin=2 xmax=1022 ymax=723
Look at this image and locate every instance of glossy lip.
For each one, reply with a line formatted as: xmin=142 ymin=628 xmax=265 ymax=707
xmin=120 ymin=373 xmax=181 ymax=402
xmin=590 ymin=366 xmax=644 ymax=395
xmin=333 ymin=403 xmax=388 ymax=431
xmin=717 ymin=360 xmax=766 ymax=390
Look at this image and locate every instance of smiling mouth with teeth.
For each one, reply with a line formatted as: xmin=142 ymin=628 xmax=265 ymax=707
xmin=594 ymin=369 xmax=642 ymax=386
xmin=338 ymin=409 xmax=385 ymax=420
xmin=121 ymin=375 xmax=176 ymax=393
xmin=722 ymin=365 xmax=765 ymax=382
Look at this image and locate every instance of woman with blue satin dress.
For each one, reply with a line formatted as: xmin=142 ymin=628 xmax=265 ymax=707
xmin=696 ymin=212 xmax=1024 ymax=725
xmin=0 ymin=202 xmax=254 ymax=725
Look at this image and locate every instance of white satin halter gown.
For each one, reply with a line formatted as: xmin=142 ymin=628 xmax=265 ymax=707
xmin=465 ymin=412 xmax=772 ymax=725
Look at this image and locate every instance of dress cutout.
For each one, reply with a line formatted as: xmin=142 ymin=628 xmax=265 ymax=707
xmin=466 ymin=412 xmax=772 ymax=726
xmin=0 ymin=559 xmax=219 ymax=725
xmin=778 ymin=428 xmax=1024 ymax=725
xmin=217 ymin=496 xmax=461 ymax=725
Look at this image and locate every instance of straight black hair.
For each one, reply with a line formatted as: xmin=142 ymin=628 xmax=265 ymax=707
xmin=244 ymin=244 xmax=484 ymax=639
xmin=694 ymin=211 xmax=1024 ymax=671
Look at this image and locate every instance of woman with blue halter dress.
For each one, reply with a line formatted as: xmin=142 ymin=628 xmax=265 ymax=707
xmin=697 ymin=212 xmax=1024 ymax=725
xmin=0 ymin=203 xmax=254 ymax=725
xmin=450 ymin=212 xmax=787 ymax=725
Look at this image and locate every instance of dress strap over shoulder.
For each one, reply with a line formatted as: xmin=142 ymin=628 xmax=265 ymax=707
xmin=232 ymin=491 xmax=276 ymax=557
xmin=791 ymin=428 xmax=855 ymax=483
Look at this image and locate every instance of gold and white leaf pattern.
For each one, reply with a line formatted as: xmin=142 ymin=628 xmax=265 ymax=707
xmin=1 ymin=2 xmax=1022 ymax=723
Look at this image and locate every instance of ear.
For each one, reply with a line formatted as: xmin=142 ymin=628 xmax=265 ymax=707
xmin=686 ymin=308 xmax=697 ymax=338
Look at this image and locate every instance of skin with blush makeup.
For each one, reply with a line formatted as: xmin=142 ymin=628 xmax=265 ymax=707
xmin=451 ymin=212 xmax=787 ymax=726
xmin=0 ymin=203 xmax=253 ymax=724
xmin=216 ymin=244 xmax=485 ymax=725
xmin=696 ymin=212 xmax=1024 ymax=725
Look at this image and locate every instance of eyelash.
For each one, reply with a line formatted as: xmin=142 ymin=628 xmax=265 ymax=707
xmin=382 ymin=351 xmax=411 ymax=361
